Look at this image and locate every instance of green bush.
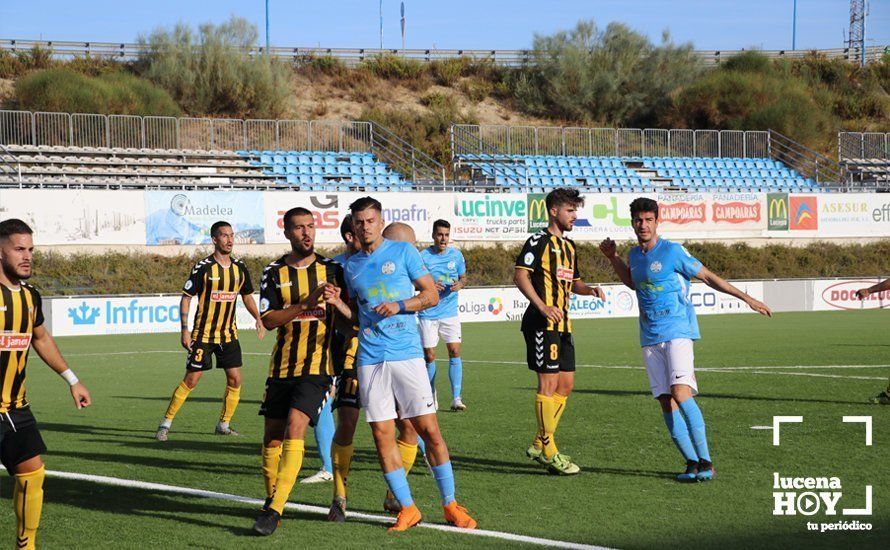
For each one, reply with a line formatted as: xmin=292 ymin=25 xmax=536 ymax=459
xmin=509 ymin=20 xmax=702 ymax=126
xmin=13 ymin=68 xmax=181 ymax=116
xmin=429 ymin=57 xmax=471 ymax=86
xmin=460 ymin=77 xmax=494 ymax=102
xmin=29 ymin=240 xmax=890 ymax=295
xmin=136 ymin=16 xmax=290 ymax=118
xmin=0 ymin=45 xmax=55 ymax=78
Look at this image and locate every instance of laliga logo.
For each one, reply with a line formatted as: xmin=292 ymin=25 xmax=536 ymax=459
xmin=488 ymin=297 xmax=503 ymax=315
xmin=771 ymin=416 xmax=873 ymax=527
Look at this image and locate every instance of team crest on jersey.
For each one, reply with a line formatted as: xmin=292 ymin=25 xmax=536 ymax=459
xmin=447 ymin=260 xmax=456 ymax=270
xmin=650 ymin=261 xmax=663 ymax=273
xmin=0 ymin=333 xmax=31 ymax=351
xmin=524 ymin=252 xmax=534 ymax=266
xmin=184 ymin=280 xmax=194 ymax=291
xmin=211 ymin=291 xmax=238 ymax=302
xmin=260 ymin=298 xmax=270 ymax=312
xmin=382 ymin=261 xmax=396 ymax=275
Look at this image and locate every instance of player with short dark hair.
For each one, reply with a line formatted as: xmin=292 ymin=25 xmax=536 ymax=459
xmin=600 ymin=197 xmax=771 ymax=482
xmin=156 ymin=220 xmax=264 ymax=441
xmin=420 ymin=219 xmax=468 ymax=411
xmin=252 ymin=207 xmax=353 ymax=536
xmin=514 ymin=188 xmax=605 ymax=475
xmin=0 ymin=218 xmax=92 ymax=550
xmin=342 ymin=197 xmax=476 ymax=531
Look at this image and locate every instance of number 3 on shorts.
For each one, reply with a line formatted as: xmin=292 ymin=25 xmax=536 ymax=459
xmin=549 ymin=343 xmax=558 ymax=361
xmin=194 ymin=347 xmax=204 ymax=362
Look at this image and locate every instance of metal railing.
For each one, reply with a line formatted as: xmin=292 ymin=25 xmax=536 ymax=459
xmin=1 ymin=38 xmax=887 ymax=67
xmin=767 ymin=130 xmax=847 ymax=186
xmin=838 ymin=131 xmax=889 ymax=160
xmin=451 ymin=124 xmax=770 ymax=159
xmin=0 ymin=110 xmax=446 ymax=184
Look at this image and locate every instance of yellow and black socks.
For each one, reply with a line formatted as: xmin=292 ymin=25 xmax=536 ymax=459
xmin=262 ymin=445 xmax=283 ymax=499
xmin=14 ymin=466 xmax=45 ymax=550
xmin=552 ymin=392 xmax=568 ymax=432
xmin=398 ymin=439 xmax=419 ymax=475
xmin=219 ymin=385 xmax=241 ymax=426
xmin=332 ymin=443 xmax=354 ymax=499
xmin=163 ymin=381 xmax=192 ymax=423
xmin=534 ymin=393 xmax=559 ymax=458
xmin=269 ymin=439 xmax=305 ymax=514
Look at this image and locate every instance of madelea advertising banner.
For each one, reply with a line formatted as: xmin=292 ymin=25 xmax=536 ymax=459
xmin=5 ymin=190 xmax=890 ymax=245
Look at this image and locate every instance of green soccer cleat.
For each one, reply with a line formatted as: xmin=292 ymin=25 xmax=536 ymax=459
xmin=545 ymin=453 xmax=581 ymax=476
xmin=526 ymin=445 xmax=544 ymax=463
xmin=869 ymin=391 xmax=890 ymax=405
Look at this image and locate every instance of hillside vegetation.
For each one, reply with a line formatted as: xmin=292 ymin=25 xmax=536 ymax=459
xmin=1 ymin=17 xmax=888 ymax=164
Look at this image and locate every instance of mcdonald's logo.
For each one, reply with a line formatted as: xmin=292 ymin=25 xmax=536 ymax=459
xmin=767 ymin=193 xmax=789 ymax=231
xmin=527 ymin=193 xmax=548 ymax=232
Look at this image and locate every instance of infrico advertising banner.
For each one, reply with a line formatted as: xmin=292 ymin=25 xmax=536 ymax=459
xmin=6 ymin=190 xmax=890 ymax=246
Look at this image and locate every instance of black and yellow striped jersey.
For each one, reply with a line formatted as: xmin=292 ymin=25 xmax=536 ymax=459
xmin=0 ymin=283 xmax=44 ymax=413
xmin=515 ymin=229 xmax=581 ymax=333
xmin=182 ymin=256 xmax=254 ymax=344
xmin=259 ymin=255 xmax=345 ymax=379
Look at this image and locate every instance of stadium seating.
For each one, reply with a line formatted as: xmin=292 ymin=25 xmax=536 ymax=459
xmin=455 ymin=154 xmax=819 ymax=193
xmin=0 ymin=145 xmax=409 ymax=190
xmin=841 ymin=158 xmax=890 ymax=187
xmin=237 ymin=150 xmax=410 ymax=191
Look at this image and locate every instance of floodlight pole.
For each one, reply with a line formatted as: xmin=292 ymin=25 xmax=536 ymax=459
xmin=379 ymin=0 xmax=384 ymax=49
xmin=265 ymin=0 xmax=270 ymax=53
xmin=792 ymin=0 xmax=797 ymax=50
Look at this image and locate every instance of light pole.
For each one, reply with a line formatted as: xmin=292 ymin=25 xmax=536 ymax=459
xmin=792 ymin=0 xmax=797 ymax=50
xmin=265 ymin=0 xmax=270 ymax=53
xmin=379 ymin=0 xmax=384 ymax=50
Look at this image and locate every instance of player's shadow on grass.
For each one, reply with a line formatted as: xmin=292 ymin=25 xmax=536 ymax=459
xmin=38 ymin=421 xmax=216 ymax=439
xmin=570 ymin=388 xmax=865 ymax=405
xmin=25 ymin=477 xmax=323 ymax=534
xmin=113 ymin=394 xmax=263 ymax=406
xmin=48 ymin=449 xmax=259 ymax=477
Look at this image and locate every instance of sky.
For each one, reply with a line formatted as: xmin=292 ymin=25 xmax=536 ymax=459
xmin=1 ymin=1 xmax=888 ymax=53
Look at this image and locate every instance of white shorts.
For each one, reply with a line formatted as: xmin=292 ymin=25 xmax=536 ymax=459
xmin=419 ymin=316 xmax=462 ymax=348
xmin=357 ymin=358 xmax=436 ymax=423
xmin=642 ymin=338 xmax=698 ymax=398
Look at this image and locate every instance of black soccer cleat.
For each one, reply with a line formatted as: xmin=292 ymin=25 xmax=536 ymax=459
xmin=327 ymin=496 xmax=347 ymax=522
xmin=252 ymin=509 xmax=281 ymax=536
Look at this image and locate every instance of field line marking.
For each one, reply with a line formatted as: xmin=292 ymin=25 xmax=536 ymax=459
xmin=0 ymin=467 xmax=611 ymax=550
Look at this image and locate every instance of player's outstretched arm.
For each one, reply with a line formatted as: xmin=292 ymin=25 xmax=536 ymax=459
xmin=598 ymin=238 xmax=635 ymax=290
xmin=695 ymin=265 xmax=772 ymax=317
xmin=856 ymin=278 xmax=890 ymax=300
xmin=241 ymin=293 xmax=266 ymax=340
xmin=31 ymin=324 xmax=92 ymax=409
xmin=513 ymin=267 xmax=563 ymax=324
xmin=571 ymin=279 xmax=606 ymax=300
xmin=262 ymin=283 xmax=328 ymax=329
xmin=179 ymin=294 xmax=192 ymax=350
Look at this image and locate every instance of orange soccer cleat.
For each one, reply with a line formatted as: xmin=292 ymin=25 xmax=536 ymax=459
xmin=443 ymin=501 xmax=477 ymax=529
xmin=387 ymin=503 xmax=422 ymax=532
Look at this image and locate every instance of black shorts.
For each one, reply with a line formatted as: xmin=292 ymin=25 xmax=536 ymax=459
xmin=186 ymin=340 xmax=242 ymax=372
xmin=332 ymin=369 xmax=361 ymax=410
xmin=0 ymin=408 xmax=47 ymax=474
xmin=259 ymin=375 xmax=333 ymax=426
xmin=522 ymin=329 xmax=576 ymax=373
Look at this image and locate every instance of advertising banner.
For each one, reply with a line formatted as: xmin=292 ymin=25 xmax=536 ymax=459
xmin=145 ymin=191 xmax=265 ymax=245
xmin=452 ymin=194 xmax=530 ymax=240
xmin=0 ymin=189 xmax=145 ymax=245
xmin=812 ymin=279 xmax=886 ymax=311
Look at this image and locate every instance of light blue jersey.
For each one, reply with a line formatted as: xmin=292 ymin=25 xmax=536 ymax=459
xmin=344 ymin=238 xmax=429 ymax=365
xmin=419 ymin=246 xmax=466 ymax=320
xmin=628 ymin=238 xmax=703 ymax=347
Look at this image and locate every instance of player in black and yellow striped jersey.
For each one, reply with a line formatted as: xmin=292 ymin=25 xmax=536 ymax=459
xmin=252 ymin=207 xmax=354 ymax=536
xmin=156 ymin=221 xmax=265 ymax=442
xmin=514 ymin=188 xmax=606 ymax=476
xmin=0 ymin=219 xmax=92 ymax=550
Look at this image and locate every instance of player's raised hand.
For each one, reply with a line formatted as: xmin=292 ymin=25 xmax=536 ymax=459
xmin=599 ymin=238 xmax=617 ymax=258
xmin=746 ymin=297 xmax=772 ymax=317
xmin=71 ymin=382 xmax=92 ymax=409
xmin=855 ymin=288 xmax=870 ymax=300
xmin=538 ymin=304 xmax=564 ymax=324
xmin=373 ymin=301 xmax=401 ymax=318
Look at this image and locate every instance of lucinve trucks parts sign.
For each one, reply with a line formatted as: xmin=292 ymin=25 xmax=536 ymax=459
xmin=5 ymin=190 xmax=890 ymax=246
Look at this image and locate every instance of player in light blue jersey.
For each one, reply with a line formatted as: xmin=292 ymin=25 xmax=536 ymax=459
xmin=600 ymin=197 xmax=771 ymax=482
xmin=419 ymin=220 xmax=468 ymax=411
xmin=343 ymin=197 xmax=476 ymax=532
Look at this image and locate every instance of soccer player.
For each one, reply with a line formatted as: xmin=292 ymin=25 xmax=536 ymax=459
xmin=0 ymin=219 xmax=92 ymax=550
xmin=514 ymin=188 xmax=605 ymax=476
xmin=855 ymin=280 xmax=890 ymax=404
xmin=252 ymin=207 xmax=353 ymax=535
xmin=343 ymin=197 xmax=476 ymax=531
xmin=156 ymin=221 xmax=264 ymax=441
xmin=599 ymin=197 xmax=771 ymax=482
xmin=419 ymin=220 xmax=468 ymax=411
